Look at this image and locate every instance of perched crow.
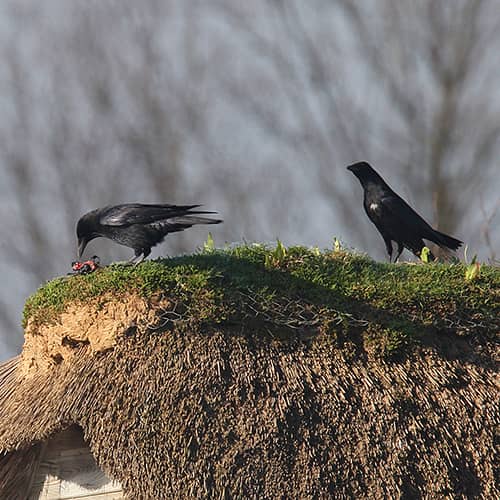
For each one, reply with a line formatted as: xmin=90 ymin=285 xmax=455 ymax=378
xmin=77 ymin=203 xmax=222 ymax=263
xmin=347 ymin=162 xmax=462 ymax=262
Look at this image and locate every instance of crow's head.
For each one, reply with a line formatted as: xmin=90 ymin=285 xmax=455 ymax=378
xmin=76 ymin=211 xmax=100 ymax=258
xmin=347 ymin=161 xmax=385 ymax=187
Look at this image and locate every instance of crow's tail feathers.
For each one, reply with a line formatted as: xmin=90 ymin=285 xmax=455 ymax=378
xmin=171 ymin=215 xmax=223 ymax=226
xmin=431 ymin=230 xmax=463 ymax=251
xmin=164 ymin=204 xmax=220 ymax=216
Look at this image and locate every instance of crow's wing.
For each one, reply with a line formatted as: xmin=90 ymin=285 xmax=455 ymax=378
xmin=148 ymin=215 xmax=222 ymax=234
xmin=99 ymin=204 xmax=207 ymax=227
xmin=382 ymin=195 xmax=462 ymax=249
xmin=378 ymin=194 xmax=437 ymax=239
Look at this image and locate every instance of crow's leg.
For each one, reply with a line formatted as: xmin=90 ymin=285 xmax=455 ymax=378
xmin=133 ymin=247 xmax=151 ymax=266
xmin=133 ymin=255 xmax=145 ymax=266
xmin=124 ymin=249 xmax=144 ymax=265
xmin=393 ymin=242 xmax=404 ymax=263
xmin=383 ymin=236 xmax=393 ymax=263
xmin=125 ymin=254 xmax=140 ymax=265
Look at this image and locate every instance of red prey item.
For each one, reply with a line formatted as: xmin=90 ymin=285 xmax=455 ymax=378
xmin=70 ymin=255 xmax=101 ymax=275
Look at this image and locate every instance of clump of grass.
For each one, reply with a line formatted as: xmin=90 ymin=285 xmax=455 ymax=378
xmin=264 ymin=239 xmax=287 ymax=269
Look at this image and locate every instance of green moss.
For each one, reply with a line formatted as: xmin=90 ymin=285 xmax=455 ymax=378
xmin=23 ymin=244 xmax=499 ymax=356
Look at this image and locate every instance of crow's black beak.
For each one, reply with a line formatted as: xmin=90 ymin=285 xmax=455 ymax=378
xmin=78 ymin=238 xmax=87 ymax=259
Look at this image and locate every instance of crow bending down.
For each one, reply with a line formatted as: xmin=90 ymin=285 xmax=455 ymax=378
xmin=347 ymin=162 xmax=462 ymax=262
xmin=77 ymin=203 xmax=222 ymax=263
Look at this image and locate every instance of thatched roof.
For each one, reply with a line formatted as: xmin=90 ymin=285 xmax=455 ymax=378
xmin=0 ymin=246 xmax=498 ymax=498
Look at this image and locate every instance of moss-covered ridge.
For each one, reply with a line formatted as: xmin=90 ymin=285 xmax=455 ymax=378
xmin=23 ymin=245 xmax=499 ymax=356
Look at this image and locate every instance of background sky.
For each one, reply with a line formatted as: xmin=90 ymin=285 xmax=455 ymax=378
xmin=1 ymin=0 xmax=499 ymax=361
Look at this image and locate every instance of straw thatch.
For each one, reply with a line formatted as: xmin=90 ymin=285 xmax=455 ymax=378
xmin=0 ymin=251 xmax=498 ymax=499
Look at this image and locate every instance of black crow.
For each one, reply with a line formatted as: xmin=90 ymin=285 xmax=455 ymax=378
xmin=77 ymin=203 xmax=222 ymax=263
xmin=347 ymin=162 xmax=462 ymax=262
